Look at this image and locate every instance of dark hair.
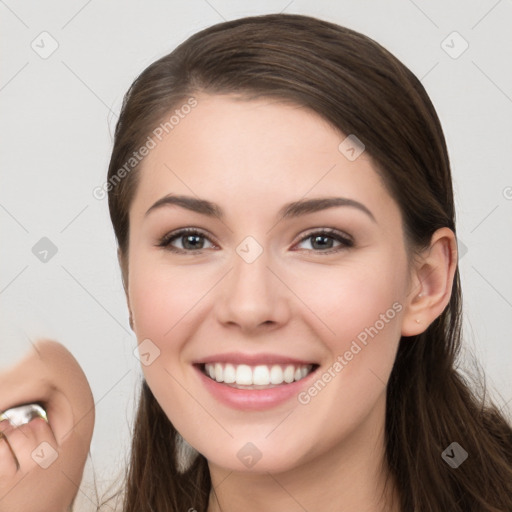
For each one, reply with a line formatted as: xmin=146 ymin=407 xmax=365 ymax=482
xmin=103 ymin=13 xmax=512 ymax=511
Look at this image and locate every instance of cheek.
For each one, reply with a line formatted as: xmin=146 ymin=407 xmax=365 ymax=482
xmin=290 ymin=254 xmax=406 ymax=417
xmin=128 ymin=251 xmax=214 ymax=341
xmin=290 ymin=254 xmax=406 ymax=351
xmin=127 ymin=254 xmax=217 ymax=406
xmin=127 ymin=258 xmax=211 ymax=430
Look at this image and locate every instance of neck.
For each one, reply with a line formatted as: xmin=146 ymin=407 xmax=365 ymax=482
xmin=207 ymin=394 xmax=400 ymax=512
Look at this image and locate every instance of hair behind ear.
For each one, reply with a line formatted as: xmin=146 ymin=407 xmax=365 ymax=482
xmin=117 ymin=247 xmax=128 ymax=294
xmin=117 ymin=247 xmax=134 ymax=330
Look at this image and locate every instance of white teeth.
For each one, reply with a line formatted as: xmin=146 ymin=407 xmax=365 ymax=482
xmin=252 ymin=365 xmax=270 ymax=385
xmin=270 ymin=365 xmax=284 ymax=384
xmin=235 ymin=364 xmax=253 ymax=385
xmin=223 ymin=363 xmax=236 ymax=384
xmin=214 ymin=363 xmax=223 ymax=382
xmin=283 ymin=365 xmax=295 ymax=383
xmin=203 ymin=362 xmax=314 ymax=387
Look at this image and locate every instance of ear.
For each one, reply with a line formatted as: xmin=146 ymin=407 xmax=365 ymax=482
xmin=401 ymin=227 xmax=458 ymax=336
xmin=117 ymin=247 xmax=134 ymax=331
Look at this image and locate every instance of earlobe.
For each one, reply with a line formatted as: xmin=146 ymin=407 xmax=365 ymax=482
xmin=401 ymin=227 xmax=457 ymax=336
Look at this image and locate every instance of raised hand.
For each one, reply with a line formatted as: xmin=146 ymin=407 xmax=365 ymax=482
xmin=0 ymin=340 xmax=95 ymax=512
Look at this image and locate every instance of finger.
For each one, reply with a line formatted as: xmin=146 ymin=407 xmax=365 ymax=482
xmin=0 ymin=340 xmax=94 ymax=450
xmin=0 ymin=430 xmax=18 ymax=478
xmin=1 ymin=418 xmax=58 ymax=475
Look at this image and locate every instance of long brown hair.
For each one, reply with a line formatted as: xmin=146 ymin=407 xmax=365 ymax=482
xmin=102 ymin=13 xmax=512 ymax=511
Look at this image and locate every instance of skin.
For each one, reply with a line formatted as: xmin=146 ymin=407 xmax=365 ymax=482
xmin=123 ymin=93 xmax=457 ymax=512
xmin=0 ymin=340 xmax=94 ymax=512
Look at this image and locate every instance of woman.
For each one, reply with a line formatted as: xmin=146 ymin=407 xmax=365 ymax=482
xmin=1 ymin=12 xmax=510 ymax=512
xmin=99 ymin=12 xmax=512 ymax=511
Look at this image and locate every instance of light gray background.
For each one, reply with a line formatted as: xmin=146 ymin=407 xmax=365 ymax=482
xmin=1 ymin=0 xmax=511 ymax=507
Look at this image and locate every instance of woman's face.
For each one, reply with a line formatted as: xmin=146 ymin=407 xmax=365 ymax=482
xmin=125 ymin=93 xmax=414 ymax=473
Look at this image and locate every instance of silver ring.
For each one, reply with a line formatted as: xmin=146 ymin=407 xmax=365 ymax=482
xmin=0 ymin=404 xmax=48 ymax=427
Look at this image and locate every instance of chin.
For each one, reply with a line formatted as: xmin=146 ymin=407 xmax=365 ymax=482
xmin=202 ymin=437 xmax=310 ymax=475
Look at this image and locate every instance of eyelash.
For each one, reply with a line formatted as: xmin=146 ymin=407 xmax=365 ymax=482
xmin=156 ymin=227 xmax=354 ymax=255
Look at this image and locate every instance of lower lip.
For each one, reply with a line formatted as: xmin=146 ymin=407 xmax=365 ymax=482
xmin=194 ymin=365 xmax=318 ymax=411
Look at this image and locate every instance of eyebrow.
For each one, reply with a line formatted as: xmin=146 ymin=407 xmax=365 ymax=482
xmin=144 ymin=194 xmax=376 ymax=223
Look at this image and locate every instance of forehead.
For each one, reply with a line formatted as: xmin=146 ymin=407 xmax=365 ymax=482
xmin=130 ymin=93 xmax=399 ymax=223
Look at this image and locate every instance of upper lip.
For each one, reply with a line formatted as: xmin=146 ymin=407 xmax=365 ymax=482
xmin=193 ymin=352 xmax=318 ymax=366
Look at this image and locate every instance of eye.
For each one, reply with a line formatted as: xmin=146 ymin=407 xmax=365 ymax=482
xmin=157 ymin=228 xmax=216 ymax=253
xmin=157 ymin=227 xmax=353 ymax=255
xmin=293 ymin=228 xmax=354 ymax=254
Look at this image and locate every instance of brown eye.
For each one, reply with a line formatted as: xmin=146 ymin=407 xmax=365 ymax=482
xmin=158 ymin=228 xmax=216 ymax=253
xmin=294 ymin=229 xmax=353 ymax=254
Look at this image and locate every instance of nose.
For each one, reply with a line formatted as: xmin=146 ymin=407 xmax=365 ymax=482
xmin=214 ymin=245 xmax=291 ymax=333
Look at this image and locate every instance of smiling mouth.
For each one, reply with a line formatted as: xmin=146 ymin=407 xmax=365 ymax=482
xmin=198 ymin=362 xmax=319 ymax=389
